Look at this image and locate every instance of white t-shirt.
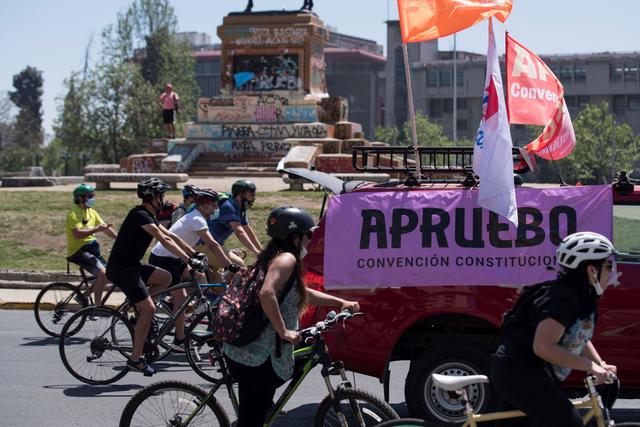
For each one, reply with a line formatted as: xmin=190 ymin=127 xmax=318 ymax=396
xmin=152 ymin=209 xmax=207 ymax=258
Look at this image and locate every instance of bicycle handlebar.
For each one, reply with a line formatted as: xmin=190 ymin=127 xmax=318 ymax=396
xmin=299 ymin=310 xmax=363 ymax=339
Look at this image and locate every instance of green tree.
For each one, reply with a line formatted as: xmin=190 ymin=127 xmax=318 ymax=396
xmin=9 ymin=66 xmax=44 ymax=149
xmin=0 ymin=92 xmax=16 ymax=151
xmin=374 ymin=111 xmax=465 ymax=147
xmin=569 ymin=102 xmax=638 ymax=184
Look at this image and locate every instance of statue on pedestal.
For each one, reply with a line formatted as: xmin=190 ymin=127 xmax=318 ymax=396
xmin=244 ymin=0 xmax=314 ymax=13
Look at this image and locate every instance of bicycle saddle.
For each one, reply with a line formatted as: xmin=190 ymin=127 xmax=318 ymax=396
xmin=432 ymin=373 xmax=489 ymax=391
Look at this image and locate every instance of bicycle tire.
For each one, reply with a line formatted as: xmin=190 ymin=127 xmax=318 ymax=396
xmin=59 ymin=306 xmax=133 ymax=385
xmin=314 ymin=387 xmax=399 ymax=427
xmin=34 ymin=282 xmax=87 ymax=337
xmin=119 ymin=380 xmax=230 ymax=427
xmin=184 ymin=312 xmax=223 ymax=383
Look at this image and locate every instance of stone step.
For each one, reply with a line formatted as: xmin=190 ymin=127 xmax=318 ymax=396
xmin=188 ymin=170 xmax=281 ymax=177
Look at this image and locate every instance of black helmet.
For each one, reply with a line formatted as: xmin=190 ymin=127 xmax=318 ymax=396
xmin=194 ymin=188 xmax=219 ymax=204
xmin=267 ymin=206 xmax=316 ymax=240
xmin=182 ymin=184 xmax=199 ymax=199
xmin=137 ymin=177 xmax=170 ymax=199
xmin=231 ymin=179 xmax=257 ymax=197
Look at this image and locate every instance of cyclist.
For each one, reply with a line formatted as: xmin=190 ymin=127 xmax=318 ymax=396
xmin=196 ymin=179 xmax=261 ymax=281
xmin=149 ymin=188 xmax=240 ymax=348
xmin=171 ymin=184 xmax=198 ymax=225
xmin=491 ymin=231 xmax=619 ymax=427
xmin=223 ymin=206 xmax=360 ymax=427
xmin=106 ymin=178 xmax=205 ymax=376
xmin=66 ymin=184 xmax=117 ymax=305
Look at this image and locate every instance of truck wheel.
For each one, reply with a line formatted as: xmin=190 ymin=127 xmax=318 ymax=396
xmin=404 ymin=344 xmax=494 ymax=426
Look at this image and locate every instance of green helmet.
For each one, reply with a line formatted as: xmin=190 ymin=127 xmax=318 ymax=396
xmin=231 ymin=179 xmax=257 ymax=197
xmin=73 ymin=183 xmax=95 ymax=202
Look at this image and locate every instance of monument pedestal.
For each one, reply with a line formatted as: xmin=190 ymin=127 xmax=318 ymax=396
xmin=218 ymin=13 xmax=327 ymax=95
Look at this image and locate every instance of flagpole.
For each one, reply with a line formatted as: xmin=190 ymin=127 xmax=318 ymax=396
xmin=453 ymin=33 xmax=457 ymax=143
xmin=402 ymin=43 xmax=422 ymax=179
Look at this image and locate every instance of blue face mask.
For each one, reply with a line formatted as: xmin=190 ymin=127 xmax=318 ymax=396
xmin=209 ymin=209 xmax=220 ymax=221
xmin=85 ymin=197 xmax=96 ymax=208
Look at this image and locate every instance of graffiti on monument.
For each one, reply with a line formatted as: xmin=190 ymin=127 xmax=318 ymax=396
xmin=130 ymin=156 xmax=162 ymax=173
xmin=205 ymin=140 xmax=293 ymax=158
xmin=187 ymin=124 xmax=328 ymax=139
xmin=229 ymin=26 xmax=308 ymax=46
xmin=198 ymin=105 xmax=318 ymax=123
xmin=233 ymin=54 xmax=300 ymax=91
xmin=319 ymin=97 xmax=348 ymax=124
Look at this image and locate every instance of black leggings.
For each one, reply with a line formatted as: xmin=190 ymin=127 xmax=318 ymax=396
xmin=490 ymin=358 xmax=583 ymax=427
xmin=226 ymin=356 xmax=286 ymax=427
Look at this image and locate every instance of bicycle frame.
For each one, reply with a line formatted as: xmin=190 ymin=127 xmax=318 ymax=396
xmin=177 ymin=323 xmax=358 ymax=427
xmin=457 ymin=376 xmax=610 ymax=427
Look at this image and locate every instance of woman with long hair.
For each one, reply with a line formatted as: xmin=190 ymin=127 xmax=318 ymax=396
xmin=491 ymin=231 xmax=619 ymax=426
xmin=223 ymin=206 xmax=360 ymax=427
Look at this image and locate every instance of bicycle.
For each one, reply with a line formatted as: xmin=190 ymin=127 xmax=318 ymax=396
xmin=58 ymin=261 xmax=225 ymax=385
xmin=374 ymin=373 xmax=640 ymax=427
xmin=34 ymin=265 xmax=116 ymax=337
xmin=119 ymin=310 xmax=400 ymax=427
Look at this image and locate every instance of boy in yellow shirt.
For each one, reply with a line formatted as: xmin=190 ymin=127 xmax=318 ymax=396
xmin=66 ymin=184 xmax=117 ymax=304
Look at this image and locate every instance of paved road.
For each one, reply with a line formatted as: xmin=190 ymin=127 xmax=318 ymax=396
xmin=2 ymin=309 xmax=639 ymax=426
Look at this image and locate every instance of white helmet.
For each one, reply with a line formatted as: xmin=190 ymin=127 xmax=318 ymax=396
xmin=557 ymin=232 xmax=616 ymax=270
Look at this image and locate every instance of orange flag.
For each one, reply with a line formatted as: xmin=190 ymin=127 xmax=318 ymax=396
xmin=398 ymin=0 xmax=513 ymax=43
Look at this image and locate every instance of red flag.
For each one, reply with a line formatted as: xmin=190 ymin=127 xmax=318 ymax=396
xmin=505 ymin=33 xmax=576 ymax=160
xmin=397 ymin=0 xmax=513 ymax=43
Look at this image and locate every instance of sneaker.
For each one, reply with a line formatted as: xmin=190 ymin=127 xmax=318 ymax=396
xmin=171 ymin=337 xmax=186 ymax=353
xmin=127 ymin=357 xmax=155 ymax=376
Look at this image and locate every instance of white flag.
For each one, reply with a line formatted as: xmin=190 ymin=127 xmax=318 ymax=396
xmin=473 ymin=19 xmax=518 ymax=227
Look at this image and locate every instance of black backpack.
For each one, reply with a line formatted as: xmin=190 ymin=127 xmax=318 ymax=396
xmin=500 ymin=280 xmax=554 ymax=338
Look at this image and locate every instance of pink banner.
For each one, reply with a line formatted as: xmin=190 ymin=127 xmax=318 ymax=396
xmin=324 ymin=186 xmax=612 ymax=289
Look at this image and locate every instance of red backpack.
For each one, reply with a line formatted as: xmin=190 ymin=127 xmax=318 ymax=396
xmin=211 ymin=265 xmax=297 ymax=346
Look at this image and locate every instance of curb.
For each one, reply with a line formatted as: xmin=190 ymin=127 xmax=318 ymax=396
xmin=0 ymin=301 xmax=35 ymax=310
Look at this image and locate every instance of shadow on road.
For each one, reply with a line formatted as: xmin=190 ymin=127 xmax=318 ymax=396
xmin=21 ymin=336 xmax=59 ymax=346
xmin=44 ymin=383 xmax=143 ymax=397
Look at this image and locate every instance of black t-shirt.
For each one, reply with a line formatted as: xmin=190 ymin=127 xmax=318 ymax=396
xmin=495 ymin=280 xmax=590 ymax=367
xmin=108 ymin=205 xmax=158 ymax=267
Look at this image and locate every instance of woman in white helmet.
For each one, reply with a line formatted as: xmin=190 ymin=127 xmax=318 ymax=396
xmin=490 ymin=231 xmax=618 ymax=427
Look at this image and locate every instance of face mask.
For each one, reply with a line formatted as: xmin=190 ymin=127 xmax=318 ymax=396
xmin=300 ymin=245 xmax=308 ymax=259
xmin=210 ymin=209 xmax=220 ymax=221
xmin=592 ymin=273 xmax=604 ymax=296
xmin=85 ymin=198 xmax=96 ymax=208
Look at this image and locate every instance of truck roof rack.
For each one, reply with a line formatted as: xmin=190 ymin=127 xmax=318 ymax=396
xmin=352 ymin=146 xmax=535 ymax=183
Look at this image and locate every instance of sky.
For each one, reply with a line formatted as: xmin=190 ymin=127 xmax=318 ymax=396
xmin=1 ymin=0 xmax=638 ymax=140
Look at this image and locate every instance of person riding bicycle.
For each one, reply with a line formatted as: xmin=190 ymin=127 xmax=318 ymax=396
xmin=66 ymin=184 xmax=117 ymax=305
xmin=196 ymin=179 xmax=261 ymax=281
xmin=106 ymin=178 xmax=205 ymax=376
xmin=490 ymin=231 xmax=619 ymax=427
xmin=171 ymin=184 xmax=198 ymax=225
xmin=149 ymin=188 xmax=240 ymax=343
xmin=223 ymin=206 xmax=360 ymax=427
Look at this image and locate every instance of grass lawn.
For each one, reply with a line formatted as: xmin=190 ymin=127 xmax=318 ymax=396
xmin=0 ymin=189 xmax=325 ymax=271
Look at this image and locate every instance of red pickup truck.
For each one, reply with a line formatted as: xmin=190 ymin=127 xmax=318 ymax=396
xmin=286 ymin=161 xmax=640 ymax=426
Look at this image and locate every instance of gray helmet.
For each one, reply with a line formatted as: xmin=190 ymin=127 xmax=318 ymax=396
xmin=231 ymin=179 xmax=257 ymax=197
xmin=266 ymin=206 xmax=316 ymax=240
xmin=137 ymin=177 xmax=170 ymax=199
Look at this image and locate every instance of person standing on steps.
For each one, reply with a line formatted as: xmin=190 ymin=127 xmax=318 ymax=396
xmin=159 ymin=83 xmax=179 ymax=139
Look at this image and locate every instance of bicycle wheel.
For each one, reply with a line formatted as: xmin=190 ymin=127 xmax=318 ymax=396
xmin=119 ymin=380 xmax=230 ymax=427
xmin=314 ymin=387 xmax=399 ymax=427
xmin=59 ymin=306 xmax=133 ymax=385
xmin=184 ymin=312 xmax=223 ymax=383
xmin=34 ymin=282 xmax=87 ymax=337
